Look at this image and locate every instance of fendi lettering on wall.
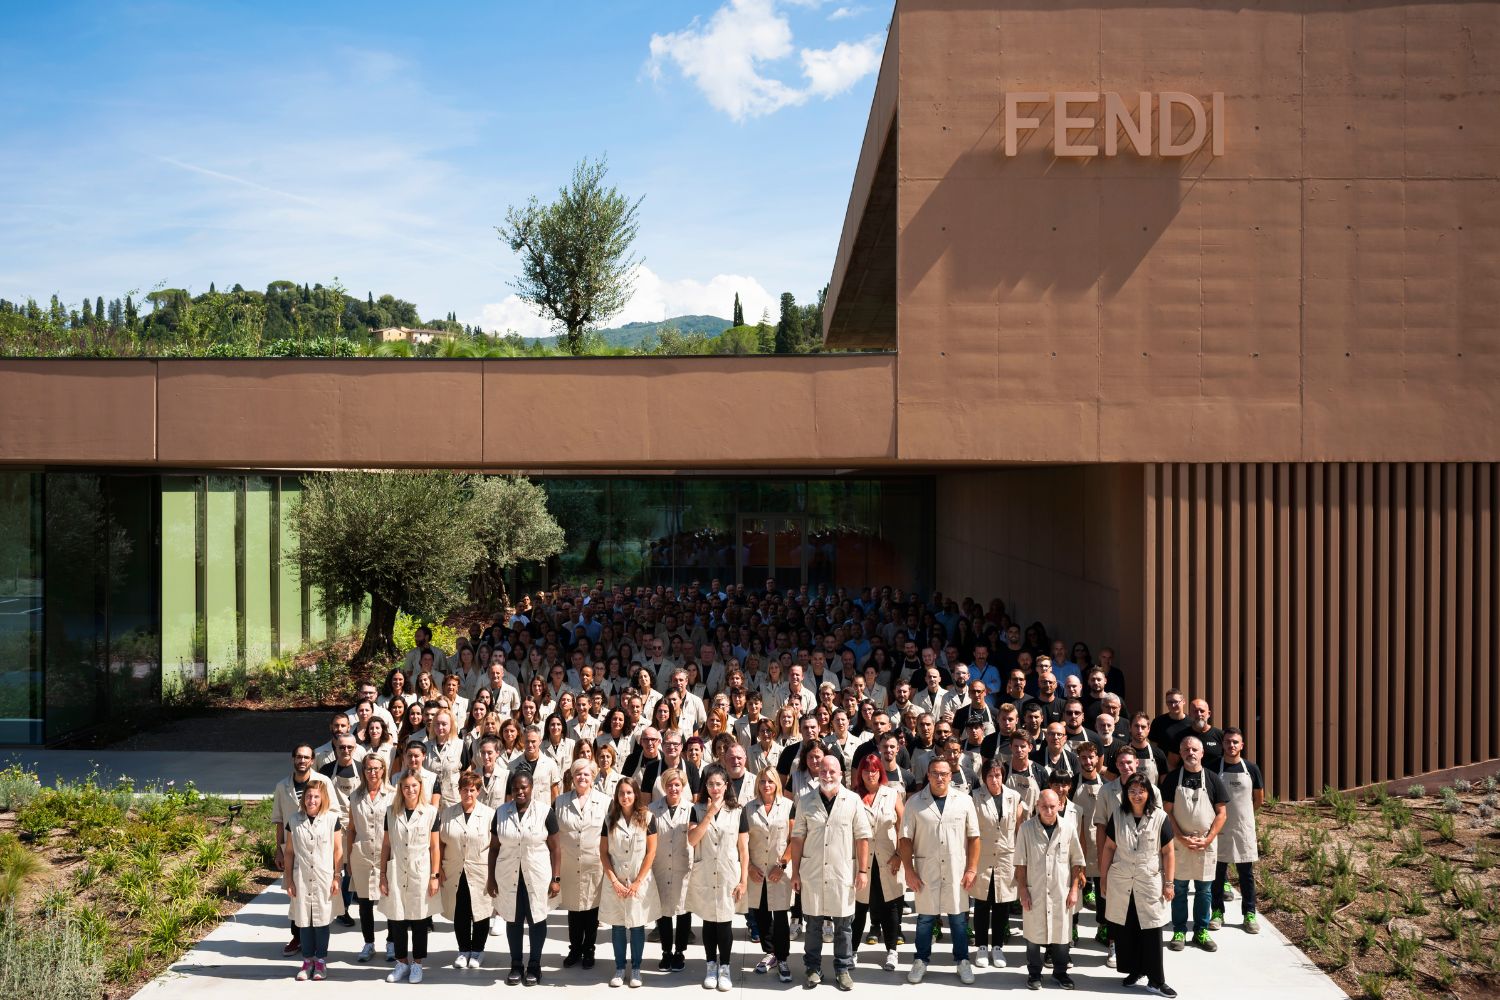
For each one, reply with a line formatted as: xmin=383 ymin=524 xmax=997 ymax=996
xmin=1003 ymin=92 xmax=1225 ymax=158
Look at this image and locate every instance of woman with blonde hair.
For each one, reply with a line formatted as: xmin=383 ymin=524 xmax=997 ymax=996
xmin=745 ymin=766 xmax=795 ymax=982
xmin=553 ymin=760 xmax=611 ymax=969
xmin=648 ymin=767 xmax=694 ymax=973
xmin=379 ymin=770 xmax=440 ymax=983
xmin=286 ymin=780 xmax=344 ymax=980
xmin=600 ymin=776 xmax=659 ymax=988
xmin=596 ymin=742 xmax=623 ymax=800
xmin=345 ymin=752 xmax=395 ymax=963
xmin=439 ymin=771 xmax=498 ymax=970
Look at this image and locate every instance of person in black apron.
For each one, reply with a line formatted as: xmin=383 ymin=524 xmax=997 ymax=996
xmin=1210 ymin=727 xmax=1264 ymax=934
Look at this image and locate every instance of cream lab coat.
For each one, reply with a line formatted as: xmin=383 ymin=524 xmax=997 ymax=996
xmin=901 ymin=786 xmax=979 ymax=916
xmin=600 ymin=816 xmax=660 ymax=927
xmin=1016 ymin=815 xmax=1084 ymax=945
xmin=380 ymin=803 xmax=438 ymax=922
xmin=287 ymin=810 xmax=344 ymax=926
xmin=347 ymin=785 xmax=395 ymax=900
xmin=686 ymin=804 xmax=746 ymax=921
xmin=424 ymin=739 xmax=465 ymax=809
xmin=1103 ymin=805 xmax=1171 ymax=929
xmin=552 ymin=789 xmax=611 ymax=911
xmin=649 ymin=798 xmax=693 ymax=918
xmin=793 ymin=786 xmax=873 ymax=918
xmin=856 ymin=784 xmax=904 ymax=905
xmin=1072 ymin=777 xmax=1104 ymax=876
xmin=746 ymin=796 xmax=796 ymax=911
xmin=271 ymin=771 xmax=338 ymax=831
xmin=438 ymin=802 xmax=497 ymax=919
xmin=970 ymin=783 xmax=1022 ymax=903
xmin=491 ymin=802 xmax=553 ymax=924
xmin=473 ymin=766 xmax=510 ymax=809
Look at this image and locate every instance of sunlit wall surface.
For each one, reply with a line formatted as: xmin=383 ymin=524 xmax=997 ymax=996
xmin=527 ymin=478 xmax=934 ymax=595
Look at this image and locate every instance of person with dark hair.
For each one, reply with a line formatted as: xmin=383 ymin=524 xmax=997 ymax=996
xmin=687 ymin=763 xmax=750 ymax=992
xmin=900 ymin=757 xmax=980 ymax=985
xmin=285 ymin=780 xmax=344 ymax=981
xmin=600 ymin=775 xmax=659 ymax=988
xmin=486 ymin=772 xmax=559 ymax=986
xmin=1099 ymin=773 xmax=1178 ymax=998
xmin=969 ymin=756 xmax=1023 ymax=970
xmin=439 ymin=770 xmax=497 ymax=970
xmin=1210 ymin=727 xmax=1264 ymax=936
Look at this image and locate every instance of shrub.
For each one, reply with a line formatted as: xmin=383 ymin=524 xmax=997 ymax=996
xmin=1431 ymin=811 xmax=1458 ymax=843
xmin=1430 ymin=858 xmax=1458 ymax=894
xmin=0 ymin=910 xmax=107 ymax=1000
xmin=0 ymin=836 xmax=39 ymax=906
xmin=1357 ymin=971 xmax=1387 ymax=999
xmin=1406 ymin=783 xmax=1425 ymax=799
xmin=0 ymin=767 xmax=40 ymax=811
xmin=393 ymin=612 xmax=458 ymax=655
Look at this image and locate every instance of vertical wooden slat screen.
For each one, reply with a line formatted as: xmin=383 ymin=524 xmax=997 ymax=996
xmin=1142 ymin=463 xmax=1500 ymax=800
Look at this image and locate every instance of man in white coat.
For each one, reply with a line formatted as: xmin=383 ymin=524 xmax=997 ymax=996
xmin=1016 ymin=789 xmax=1086 ymax=990
xmin=790 ymin=754 xmax=872 ymax=992
xmin=899 ymin=757 xmax=980 ymax=985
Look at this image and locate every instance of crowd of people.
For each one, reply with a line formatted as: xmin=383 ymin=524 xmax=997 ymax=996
xmin=274 ymin=580 xmax=1264 ymax=996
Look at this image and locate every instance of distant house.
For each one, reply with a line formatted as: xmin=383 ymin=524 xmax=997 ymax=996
xmin=374 ymin=326 xmax=454 ymax=345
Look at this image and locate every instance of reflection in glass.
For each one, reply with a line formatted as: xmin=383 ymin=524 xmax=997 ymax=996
xmin=0 ymin=474 xmax=42 ymax=743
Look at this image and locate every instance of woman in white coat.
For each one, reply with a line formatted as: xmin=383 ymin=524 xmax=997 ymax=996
xmin=1098 ymin=773 xmax=1178 ymax=998
xmin=745 ymin=766 xmax=796 ymax=981
xmin=687 ymin=764 xmax=749 ymax=993
xmin=439 ymin=772 xmax=498 ymax=970
xmin=285 ymin=781 xmax=344 ymax=981
xmin=851 ymin=755 xmax=905 ymax=972
xmin=552 ymin=760 xmax=611 ymax=969
xmin=600 ymin=775 xmax=659 ymax=988
xmin=344 ymin=753 xmax=394 ymax=963
xmin=648 ymin=768 xmax=694 ymax=972
xmin=486 ymin=772 xmax=560 ymax=986
xmin=379 ymin=770 xmax=440 ymax=984
xmin=969 ymin=756 xmax=1024 ymax=969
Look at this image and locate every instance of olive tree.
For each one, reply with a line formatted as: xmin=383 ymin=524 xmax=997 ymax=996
xmin=292 ymin=471 xmax=563 ymax=667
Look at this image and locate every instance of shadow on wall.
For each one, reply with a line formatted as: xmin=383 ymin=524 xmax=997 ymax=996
xmin=900 ymin=99 xmax=1220 ymax=300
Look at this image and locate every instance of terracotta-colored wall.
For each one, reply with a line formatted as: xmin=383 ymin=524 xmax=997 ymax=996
xmin=1144 ymin=462 xmax=1499 ymax=800
xmin=0 ymin=356 xmax=898 ymax=469
xmin=892 ymin=0 xmax=1500 ymax=464
xmin=935 ymin=465 xmax=1145 ymax=694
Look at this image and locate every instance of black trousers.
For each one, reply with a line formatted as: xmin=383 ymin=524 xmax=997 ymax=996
xmin=506 ymin=879 xmax=546 ymax=972
xmin=357 ymin=898 xmax=376 ymax=944
xmin=1026 ymin=942 xmax=1070 ymax=978
xmin=702 ymin=920 xmax=734 ymax=965
xmin=971 ymin=879 xmax=1012 ymax=947
xmin=568 ymin=908 xmax=600 ymax=957
xmin=753 ymin=882 xmax=792 ymax=961
xmin=1111 ymin=896 xmax=1166 ymax=987
xmin=656 ymin=913 xmax=692 ymax=958
xmin=454 ymin=876 xmax=491 ymax=953
xmin=1212 ymin=861 xmax=1258 ymax=914
xmin=390 ymin=919 xmax=429 ymax=962
xmin=852 ymin=867 xmax=899 ymax=950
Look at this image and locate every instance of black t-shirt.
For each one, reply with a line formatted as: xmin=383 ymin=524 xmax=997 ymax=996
xmin=383 ymin=808 xmax=438 ymax=832
xmin=1149 ymin=713 xmax=1194 ymax=755
xmin=1105 ymin=741 xmax=1168 ymax=779
xmin=689 ymin=804 xmax=751 ymax=834
xmin=1180 ymin=726 xmax=1225 ymax=769
xmin=1104 ymin=813 xmax=1175 ymax=847
xmin=286 ymin=816 xmax=343 ymax=833
xmin=1217 ymin=759 xmax=1264 ymax=789
xmin=1033 ymin=695 xmax=1065 ymax=726
xmin=599 ymin=816 xmax=659 ymax=836
xmin=1159 ymin=767 xmax=1230 ymax=806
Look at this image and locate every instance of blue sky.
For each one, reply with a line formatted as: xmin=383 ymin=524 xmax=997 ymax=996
xmin=0 ymin=0 xmax=890 ymax=335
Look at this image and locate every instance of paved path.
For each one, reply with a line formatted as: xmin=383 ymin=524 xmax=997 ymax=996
xmin=2 ymin=749 xmax=283 ymax=798
xmin=136 ymin=882 xmax=1347 ymax=999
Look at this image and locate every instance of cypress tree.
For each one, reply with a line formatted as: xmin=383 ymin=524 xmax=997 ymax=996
xmin=732 ymin=293 xmax=744 ymax=327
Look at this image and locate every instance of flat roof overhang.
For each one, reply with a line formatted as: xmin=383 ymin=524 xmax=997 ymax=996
xmin=822 ymin=11 xmax=897 ymax=351
xmin=0 ymin=356 xmax=899 ymax=471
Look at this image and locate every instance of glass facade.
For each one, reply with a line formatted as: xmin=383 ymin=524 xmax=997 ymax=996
xmin=530 ymin=477 xmax=934 ymax=594
xmin=0 ymin=472 xmax=930 ymax=744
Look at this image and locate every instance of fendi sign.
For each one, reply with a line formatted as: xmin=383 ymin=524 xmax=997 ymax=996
xmin=1003 ymin=92 xmax=1225 ymax=157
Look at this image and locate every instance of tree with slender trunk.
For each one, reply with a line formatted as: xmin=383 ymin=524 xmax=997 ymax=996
xmin=497 ymin=156 xmax=642 ymax=355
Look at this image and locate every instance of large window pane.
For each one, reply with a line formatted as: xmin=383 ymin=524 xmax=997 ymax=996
xmin=544 ymin=480 xmax=609 ymax=583
xmin=44 ymin=473 xmax=106 ymax=740
xmin=676 ymin=481 xmax=736 ymax=589
xmin=0 ymin=473 xmax=42 ymax=743
xmin=204 ymin=475 xmax=241 ymax=679
xmin=105 ymin=476 xmax=160 ymax=719
xmin=161 ymin=477 xmax=201 ymax=691
xmin=243 ymin=477 xmax=274 ymax=667
xmin=606 ymin=480 xmax=675 ymax=588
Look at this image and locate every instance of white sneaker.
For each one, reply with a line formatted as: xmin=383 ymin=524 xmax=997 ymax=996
xmin=1106 ymin=942 xmax=1117 ymax=969
xmin=990 ymin=946 xmax=1005 ymax=969
xmin=958 ymin=960 xmax=975 ymax=985
xmin=972 ymin=952 xmax=988 ymax=969
xmin=610 ymin=973 xmax=625 ymax=988
xmin=357 ymin=942 xmax=375 ymax=963
xmin=387 ymin=961 xmax=410 ymax=983
xmin=907 ymin=959 xmax=927 ymax=984
xmin=408 ymin=964 xmax=424 ymax=984
xmin=469 ymin=952 xmax=484 ymax=969
xmin=703 ymin=961 xmax=719 ymax=990
xmin=717 ymin=967 xmax=732 ymax=992
xmin=883 ymin=950 xmax=898 ymax=972
xmin=791 ymin=919 xmax=804 ymax=938
xmin=453 ymin=954 xmax=470 ymax=970
xmin=629 ymin=971 xmax=643 ymax=988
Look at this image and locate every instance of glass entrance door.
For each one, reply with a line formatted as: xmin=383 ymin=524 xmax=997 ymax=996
xmin=737 ymin=514 xmax=806 ymax=590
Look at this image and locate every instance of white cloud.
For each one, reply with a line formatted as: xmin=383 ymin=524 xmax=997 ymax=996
xmin=828 ymin=6 xmax=866 ymax=21
xmin=801 ymin=35 xmax=883 ymax=98
xmin=476 ymin=266 xmax=776 ymax=337
xmin=647 ymin=0 xmax=884 ymax=121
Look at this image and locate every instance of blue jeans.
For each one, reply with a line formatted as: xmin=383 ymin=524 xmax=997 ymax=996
xmin=1171 ymin=880 xmax=1213 ymax=933
xmin=802 ymin=914 xmax=854 ymax=973
xmin=914 ymin=913 xmax=969 ymax=963
xmin=612 ymin=925 xmax=646 ymax=971
xmin=298 ymin=924 xmax=330 ymax=960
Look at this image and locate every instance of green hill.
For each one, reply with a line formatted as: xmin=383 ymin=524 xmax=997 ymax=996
xmin=530 ymin=314 xmax=731 ymax=348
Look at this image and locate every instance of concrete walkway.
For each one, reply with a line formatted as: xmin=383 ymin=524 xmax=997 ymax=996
xmin=1 ymin=749 xmax=283 ymax=798
xmin=136 ymin=882 xmax=1347 ymax=999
